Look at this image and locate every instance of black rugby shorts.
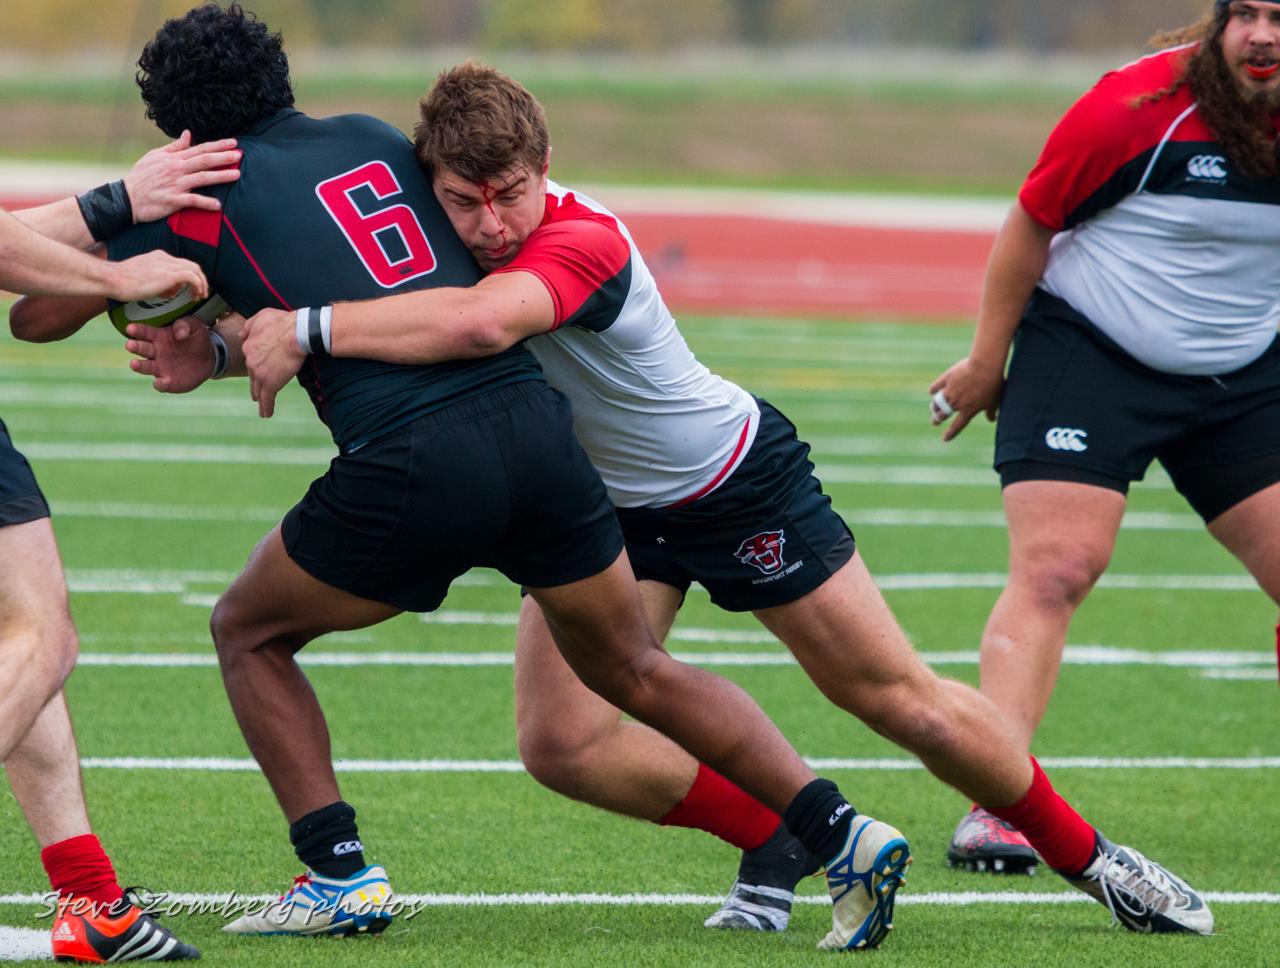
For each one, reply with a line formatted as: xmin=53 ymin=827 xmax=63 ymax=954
xmin=995 ymin=289 xmax=1280 ymax=522
xmin=0 ymin=419 xmax=50 ymax=527
xmin=617 ymin=399 xmax=855 ymax=612
xmin=281 ymin=382 xmax=624 ymax=611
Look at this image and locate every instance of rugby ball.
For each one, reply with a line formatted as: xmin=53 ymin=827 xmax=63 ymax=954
xmin=107 ymin=289 xmax=229 ymax=336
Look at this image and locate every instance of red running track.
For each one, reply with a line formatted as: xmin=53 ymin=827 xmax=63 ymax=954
xmin=3 ymin=195 xmax=995 ymax=320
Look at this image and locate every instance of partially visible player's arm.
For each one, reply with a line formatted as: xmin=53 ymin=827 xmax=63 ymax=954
xmin=332 ymin=270 xmax=555 ymax=361
xmin=4 ymin=212 xmax=205 ymax=335
xmin=929 ymin=202 xmax=1055 ymax=441
xmin=13 ymin=132 xmax=240 ymax=249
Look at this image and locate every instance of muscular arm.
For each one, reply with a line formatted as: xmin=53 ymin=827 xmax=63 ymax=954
xmin=9 ymin=246 xmax=110 ymax=343
xmin=929 ymin=202 xmax=1055 ymax=440
xmin=11 ymin=132 xmax=240 ymax=250
xmin=240 ymin=271 xmax=555 ymax=418
xmin=330 ymin=270 xmax=556 ymax=362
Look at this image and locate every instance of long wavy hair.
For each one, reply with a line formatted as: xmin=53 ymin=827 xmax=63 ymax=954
xmin=1142 ymin=7 xmax=1280 ymax=178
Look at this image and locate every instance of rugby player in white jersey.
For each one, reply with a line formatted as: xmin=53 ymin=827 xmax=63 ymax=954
xmin=142 ymin=63 xmax=1212 ymax=942
xmin=929 ymin=0 xmax=1280 ymax=874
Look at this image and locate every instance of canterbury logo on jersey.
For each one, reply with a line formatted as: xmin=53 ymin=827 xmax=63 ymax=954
xmin=1045 ymin=427 xmax=1089 ymax=452
xmin=1186 ymin=154 xmax=1228 ymax=181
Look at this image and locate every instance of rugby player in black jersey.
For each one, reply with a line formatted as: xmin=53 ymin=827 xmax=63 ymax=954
xmin=12 ymin=3 xmax=911 ymax=951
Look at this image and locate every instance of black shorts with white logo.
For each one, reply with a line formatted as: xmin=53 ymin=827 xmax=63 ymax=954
xmin=616 ymin=399 xmax=855 ymax=612
xmin=996 ymin=289 xmax=1280 ymax=522
xmin=0 ymin=418 xmax=50 ymax=527
xmin=281 ymin=381 xmax=624 ymax=612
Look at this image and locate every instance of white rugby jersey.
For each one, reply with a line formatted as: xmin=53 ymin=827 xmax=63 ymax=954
xmin=1021 ymin=46 xmax=1280 ymax=376
xmin=490 ymin=181 xmax=759 ymax=508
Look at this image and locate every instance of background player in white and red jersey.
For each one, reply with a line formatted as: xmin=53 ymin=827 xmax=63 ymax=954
xmin=222 ymin=63 xmax=1213 ymax=939
xmin=930 ymin=0 xmax=1280 ymax=873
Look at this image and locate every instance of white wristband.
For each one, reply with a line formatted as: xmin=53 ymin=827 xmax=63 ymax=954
xmin=295 ymin=306 xmax=333 ymax=355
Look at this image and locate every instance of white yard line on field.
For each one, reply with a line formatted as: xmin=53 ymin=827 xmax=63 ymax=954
xmin=70 ymin=756 xmax=1280 ymax=773
xmin=46 ymin=504 xmax=1202 ymax=532
xmin=73 ymin=645 xmax=1275 ymax=670
xmin=0 ymin=890 xmax=1276 ymax=911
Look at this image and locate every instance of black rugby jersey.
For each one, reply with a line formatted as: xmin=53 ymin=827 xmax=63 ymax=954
xmin=107 ymin=109 xmax=543 ymax=451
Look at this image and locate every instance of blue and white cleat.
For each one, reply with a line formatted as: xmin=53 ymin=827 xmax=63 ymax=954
xmin=816 ymin=815 xmax=911 ymax=951
xmin=223 ymin=865 xmax=394 ymax=936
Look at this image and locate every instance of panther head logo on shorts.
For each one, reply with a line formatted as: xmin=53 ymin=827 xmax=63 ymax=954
xmin=734 ymin=530 xmax=786 ymax=575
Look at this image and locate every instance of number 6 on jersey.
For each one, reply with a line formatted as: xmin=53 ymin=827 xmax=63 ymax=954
xmin=316 ymin=161 xmax=437 ymax=288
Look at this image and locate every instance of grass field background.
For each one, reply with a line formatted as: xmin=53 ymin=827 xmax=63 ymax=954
xmin=1 ymin=307 xmax=1278 ymax=965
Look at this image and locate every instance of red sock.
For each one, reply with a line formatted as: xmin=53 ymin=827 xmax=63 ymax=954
xmin=658 ymin=764 xmax=781 ymax=850
xmin=985 ymin=758 xmax=1097 ymax=875
xmin=40 ymin=835 xmax=124 ymax=906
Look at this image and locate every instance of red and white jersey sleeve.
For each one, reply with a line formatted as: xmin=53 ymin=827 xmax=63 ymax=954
xmin=1024 ymin=45 xmax=1280 ymax=375
xmin=495 ymin=182 xmax=759 ymax=509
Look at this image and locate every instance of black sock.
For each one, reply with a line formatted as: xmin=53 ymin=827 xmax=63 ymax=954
xmin=289 ymin=801 xmax=367 ymax=879
xmin=782 ymin=778 xmax=857 ymax=866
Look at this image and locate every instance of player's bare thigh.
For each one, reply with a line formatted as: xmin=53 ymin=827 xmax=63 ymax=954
xmin=0 ymin=518 xmax=77 ymax=757
xmin=212 ymin=525 xmax=402 ymax=653
xmin=515 ymin=578 xmax=684 ymax=741
xmin=752 ymin=552 xmax=933 ymax=699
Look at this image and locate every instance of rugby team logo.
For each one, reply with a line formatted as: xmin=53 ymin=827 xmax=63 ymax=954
xmin=734 ymin=530 xmax=786 ymax=575
xmin=1186 ymin=154 xmax=1228 ymax=183
xmin=1045 ymin=427 xmax=1088 ymax=452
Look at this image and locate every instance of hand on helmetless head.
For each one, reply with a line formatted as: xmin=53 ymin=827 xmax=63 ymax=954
xmin=929 ymin=355 xmax=1003 ymax=441
xmin=242 ymin=308 xmax=306 ymax=418
xmin=124 ymin=130 xmax=242 ymax=223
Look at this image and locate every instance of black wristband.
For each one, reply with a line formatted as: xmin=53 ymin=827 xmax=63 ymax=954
xmin=75 ymin=180 xmax=134 ymax=243
xmin=306 ymin=307 xmax=327 ymax=355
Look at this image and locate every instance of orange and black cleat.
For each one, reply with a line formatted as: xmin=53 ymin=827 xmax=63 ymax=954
xmin=51 ymin=896 xmax=199 ymax=963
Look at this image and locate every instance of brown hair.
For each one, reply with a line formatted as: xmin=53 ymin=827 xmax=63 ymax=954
xmin=414 ymin=62 xmax=549 ymax=183
xmin=1141 ymin=7 xmax=1280 ymax=178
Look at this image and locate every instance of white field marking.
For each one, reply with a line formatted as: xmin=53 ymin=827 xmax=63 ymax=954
xmin=67 ymin=646 xmax=1277 ymax=671
xmin=51 ymin=501 xmax=283 ymax=523
xmin=20 ymin=442 xmax=333 ymax=465
xmin=0 ymin=383 xmax=317 ymax=424
xmin=814 ymin=464 xmax=1175 ymax=489
xmin=48 ymin=503 xmax=1203 ymax=532
xmin=0 ymin=890 xmax=1276 ymax=912
xmin=0 ymin=927 xmax=49 ymax=962
xmin=844 ymin=507 xmax=1202 ymax=532
xmin=1201 ymin=669 xmax=1277 ymax=681
xmin=70 ymin=756 xmax=1280 ymax=774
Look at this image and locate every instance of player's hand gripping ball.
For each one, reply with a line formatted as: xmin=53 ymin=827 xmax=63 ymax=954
xmin=108 ymin=289 xmax=228 ymax=335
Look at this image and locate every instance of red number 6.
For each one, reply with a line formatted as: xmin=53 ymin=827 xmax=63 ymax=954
xmin=316 ymin=161 xmax=437 ymax=288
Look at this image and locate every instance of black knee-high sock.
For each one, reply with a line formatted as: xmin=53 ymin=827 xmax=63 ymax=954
xmin=290 ymin=801 xmax=367 ymax=879
xmin=782 ymin=779 xmax=857 ymax=866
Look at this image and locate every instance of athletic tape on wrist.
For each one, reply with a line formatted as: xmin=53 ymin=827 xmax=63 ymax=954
xmin=75 ymin=180 xmax=134 ymax=243
xmin=209 ymin=329 xmax=229 ymax=379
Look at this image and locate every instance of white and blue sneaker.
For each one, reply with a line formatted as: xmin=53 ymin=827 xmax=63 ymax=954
xmin=1064 ymin=835 xmax=1213 ymax=935
xmin=816 ymin=815 xmax=911 ymax=951
xmin=223 ymin=865 xmax=394 ymax=936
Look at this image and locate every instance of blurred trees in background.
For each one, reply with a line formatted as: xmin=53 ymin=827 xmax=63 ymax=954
xmin=2 ymin=0 xmax=1209 ymax=53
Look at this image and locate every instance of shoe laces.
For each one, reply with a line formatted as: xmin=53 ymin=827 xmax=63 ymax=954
xmin=281 ymin=873 xmax=312 ymax=901
xmin=1089 ymin=846 xmax=1176 ymax=924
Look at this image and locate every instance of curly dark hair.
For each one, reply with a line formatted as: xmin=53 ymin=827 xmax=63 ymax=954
xmin=1143 ymin=6 xmax=1280 ymax=179
xmin=136 ymin=3 xmax=294 ymax=143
